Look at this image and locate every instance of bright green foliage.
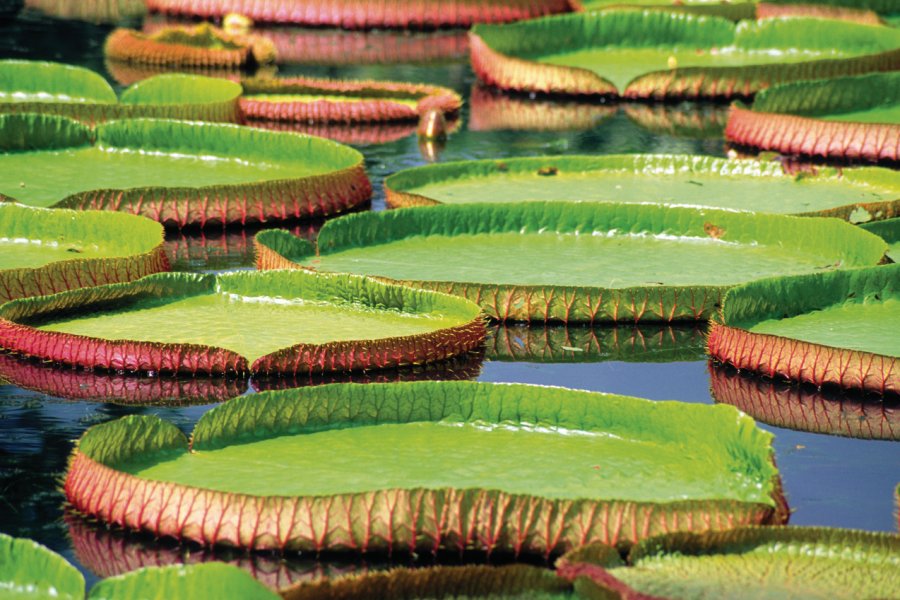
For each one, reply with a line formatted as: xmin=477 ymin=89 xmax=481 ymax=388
xmin=386 ymin=154 xmax=900 ymax=218
xmin=277 ymin=202 xmax=886 ymax=288
xmin=88 ymin=563 xmax=279 ymax=600
xmin=0 ymin=533 xmax=84 ymax=600
xmin=81 ymin=381 xmax=780 ymax=507
xmin=567 ymin=527 xmax=900 ymax=599
xmin=721 ymin=264 xmax=899 ymax=358
xmin=0 ymin=60 xmax=116 ymax=104
xmin=752 ymin=72 xmax=900 ymax=119
xmin=0 ymin=114 xmax=362 ymax=209
xmin=861 ymin=217 xmax=899 ymax=261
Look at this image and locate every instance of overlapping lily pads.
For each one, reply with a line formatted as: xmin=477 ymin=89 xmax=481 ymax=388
xmin=239 ymin=76 xmax=462 ymax=124
xmin=0 ymin=531 xmax=278 ymax=599
xmin=558 ymin=526 xmax=900 ymax=599
xmin=469 ymin=11 xmax=900 ymax=99
xmin=255 ymin=202 xmax=887 ymax=322
xmin=64 ymin=381 xmax=786 ymax=554
xmin=0 ymin=202 xmax=169 ymax=303
xmin=143 ymin=0 xmax=573 ymax=28
xmin=709 ymin=264 xmax=899 ymax=394
xmin=726 ymin=72 xmax=900 ymax=163
xmin=710 ymin=364 xmax=900 ymax=440
xmin=0 ymin=270 xmax=484 ymax=376
xmin=0 ymin=113 xmax=371 ymax=227
xmin=384 ymin=154 xmax=900 ymax=222
xmin=573 ymin=0 xmax=884 ymax=24
xmin=0 ymin=60 xmax=241 ymax=123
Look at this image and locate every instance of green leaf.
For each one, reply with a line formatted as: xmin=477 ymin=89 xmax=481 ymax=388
xmin=67 ymin=381 xmax=784 ymax=554
xmin=0 ymin=269 xmax=483 ymax=375
xmin=0 ymin=201 xmax=168 ymax=303
xmin=752 ymin=72 xmax=900 ymax=120
xmin=860 ymin=217 xmax=899 ymax=262
xmin=560 ymin=526 xmax=900 ymax=599
xmin=471 ymin=11 xmax=900 ymax=97
xmin=0 ymin=60 xmax=241 ymax=122
xmin=88 ymin=563 xmax=279 ymax=600
xmin=0 ymin=113 xmax=369 ymax=226
xmin=384 ymin=154 xmax=900 ymax=221
xmin=0 ymin=533 xmax=84 ymax=600
xmin=256 ymin=201 xmax=887 ymax=322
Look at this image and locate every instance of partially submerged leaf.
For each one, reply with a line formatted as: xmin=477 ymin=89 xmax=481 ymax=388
xmin=0 ymin=532 xmax=84 ymax=600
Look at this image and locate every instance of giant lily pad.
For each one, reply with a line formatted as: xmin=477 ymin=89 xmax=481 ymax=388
xmin=557 ymin=527 xmax=900 ymax=599
xmin=0 ymin=270 xmax=484 ymax=376
xmin=255 ymin=202 xmax=887 ymax=323
xmin=487 ymin=324 xmax=707 ymax=363
xmin=708 ymin=264 xmax=899 ymax=394
xmin=0 ymin=113 xmax=371 ymax=227
xmin=861 ymin=217 xmax=899 ymax=262
xmin=240 ymin=76 xmax=461 ymax=124
xmin=469 ymin=11 xmax=900 ymax=99
xmin=384 ymin=154 xmax=900 ymax=222
xmin=0 ymin=202 xmax=169 ymax=303
xmin=64 ymin=381 xmax=786 ymax=554
xmin=710 ymin=364 xmax=900 ymax=440
xmin=0 ymin=60 xmax=241 ymax=123
xmin=726 ymin=72 xmax=900 ymax=163
xmin=143 ymin=0 xmax=573 ymax=28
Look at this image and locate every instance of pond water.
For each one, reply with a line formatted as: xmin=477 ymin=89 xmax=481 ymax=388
xmin=0 ymin=7 xmax=897 ymax=591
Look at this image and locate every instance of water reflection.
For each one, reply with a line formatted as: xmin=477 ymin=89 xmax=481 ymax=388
xmin=486 ymin=323 xmax=706 ymax=363
xmin=709 ymin=363 xmax=900 ymax=441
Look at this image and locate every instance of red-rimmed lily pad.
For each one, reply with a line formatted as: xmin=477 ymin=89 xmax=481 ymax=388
xmin=557 ymin=526 xmax=900 ymax=599
xmin=239 ymin=76 xmax=461 ymax=124
xmin=708 ymin=264 xmax=899 ymax=394
xmin=0 ymin=60 xmax=242 ymax=123
xmin=64 ymin=381 xmax=786 ymax=554
xmin=0 ymin=113 xmax=371 ymax=227
xmin=105 ymin=23 xmax=276 ymax=71
xmin=487 ymin=324 xmax=707 ymax=363
xmin=0 ymin=202 xmax=169 ymax=303
xmin=255 ymin=202 xmax=887 ymax=323
xmin=144 ymin=0 xmax=574 ymax=28
xmin=709 ymin=363 xmax=900 ymax=440
xmin=726 ymin=72 xmax=900 ymax=163
xmin=384 ymin=154 xmax=900 ymax=222
xmin=0 ymin=270 xmax=484 ymax=376
xmin=469 ymin=11 xmax=900 ymax=99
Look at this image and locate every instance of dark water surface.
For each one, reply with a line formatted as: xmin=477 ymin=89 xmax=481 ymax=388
xmin=0 ymin=7 xmax=897 ymax=590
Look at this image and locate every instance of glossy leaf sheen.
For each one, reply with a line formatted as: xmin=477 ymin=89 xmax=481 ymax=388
xmin=0 ymin=533 xmax=84 ymax=600
xmin=88 ymin=563 xmax=279 ymax=600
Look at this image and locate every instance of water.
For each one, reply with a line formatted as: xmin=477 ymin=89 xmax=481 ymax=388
xmin=0 ymin=6 xmax=897 ymax=591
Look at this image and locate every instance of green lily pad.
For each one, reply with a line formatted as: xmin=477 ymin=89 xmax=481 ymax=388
xmin=0 ymin=59 xmax=241 ymax=123
xmin=255 ymin=202 xmax=886 ymax=323
xmin=0 ymin=202 xmax=168 ymax=303
xmin=240 ymin=76 xmax=462 ymax=124
xmin=709 ymin=364 xmax=900 ymax=440
xmin=64 ymin=381 xmax=785 ymax=554
xmin=487 ymin=324 xmax=707 ymax=363
xmin=384 ymin=155 xmax=900 ymax=222
xmin=281 ymin=565 xmax=573 ymax=600
xmin=861 ymin=217 xmax=899 ymax=262
xmin=0 ymin=113 xmax=371 ymax=227
xmin=89 ymin=563 xmax=279 ymax=600
xmin=24 ymin=0 xmax=147 ymax=23
xmin=0 ymin=532 xmax=84 ymax=600
xmin=558 ymin=527 xmax=900 ymax=599
xmin=709 ymin=264 xmax=899 ymax=394
xmin=0 ymin=270 xmax=484 ymax=376
xmin=470 ymin=11 xmax=900 ymax=98
xmin=726 ymin=72 xmax=900 ymax=162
